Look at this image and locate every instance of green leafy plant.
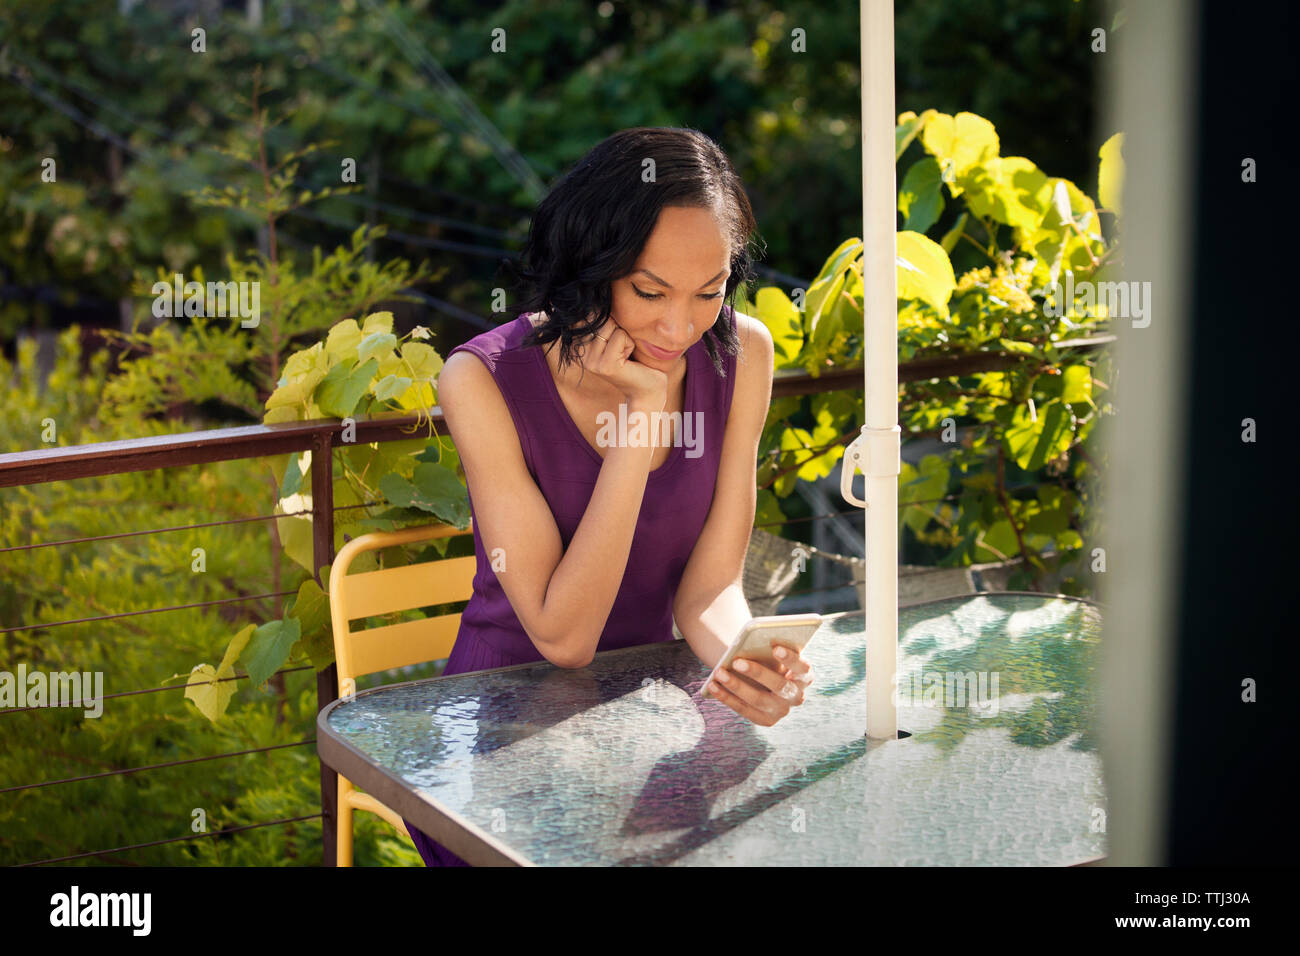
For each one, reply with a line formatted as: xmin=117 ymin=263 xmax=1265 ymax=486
xmin=188 ymin=307 xmax=471 ymax=723
xmin=740 ymin=110 xmax=1122 ymax=595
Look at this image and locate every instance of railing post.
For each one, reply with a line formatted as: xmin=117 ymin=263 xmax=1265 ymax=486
xmin=311 ymin=428 xmax=338 ymax=866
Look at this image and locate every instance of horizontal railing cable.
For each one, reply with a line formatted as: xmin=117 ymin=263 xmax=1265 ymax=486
xmin=0 ymin=664 xmax=316 ymax=716
xmin=13 ymin=812 xmax=324 ymax=867
xmin=0 ymin=590 xmax=299 ymax=635
xmin=0 ymin=739 xmax=316 ymax=796
xmin=0 ymin=499 xmax=389 ymax=554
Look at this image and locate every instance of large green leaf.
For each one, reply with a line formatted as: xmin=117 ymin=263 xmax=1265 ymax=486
xmin=242 ymin=617 xmax=302 ymax=689
xmin=809 ymin=237 xmax=863 ymax=288
xmin=896 ymin=231 xmax=955 ymax=319
xmin=413 ymin=462 xmax=470 ymax=527
xmin=957 ymin=157 xmax=1051 ymax=233
xmin=265 ymin=365 xmax=327 ymax=410
xmin=280 ymin=452 xmax=304 ymax=498
xmin=325 ymin=318 xmax=363 ymax=359
xmin=753 ymin=287 xmax=803 ymax=368
xmin=372 ymin=374 xmax=412 ymax=403
xmin=400 ymin=342 xmax=443 ymax=380
xmin=978 ymin=518 xmax=1021 ymax=560
xmin=811 ymin=390 xmax=861 ymax=434
xmin=794 ymin=398 xmax=847 ymax=481
xmin=282 ymin=342 xmax=329 ymax=380
xmin=919 ymin=111 xmax=1000 ymax=195
xmin=899 ymin=157 xmax=945 ymax=234
xmin=183 ymin=664 xmax=230 ymax=723
xmin=1004 ymin=400 xmax=1074 ymax=471
xmin=895 ymin=109 xmax=936 ymax=160
xmin=803 ymin=239 xmax=862 ymax=349
xmin=808 ymin=270 xmax=847 ymax=345
xmin=899 ymin=454 xmax=949 ymax=534
xmin=379 ymin=461 xmax=470 ymax=528
xmin=776 ymin=427 xmax=815 ymax=495
xmin=288 ymin=579 xmax=334 ymax=672
xmin=1028 ymin=178 xmax=1101 ymax=288
xmin=316 ymin=357 xmax=378 ymax=418
xmin=184 ymin=623 xmax=254 ymax=723
xmin=361 ymin=310 xmax=394 ymax=336
xmin=276 ymin=512 xmax=316 ymax=575
xmin=357 ymin=331 xmax=397 ymax=366
xmin=288 ymin=578 xmax=330 ymax=636
xmin=834 ymin=264 xmax=864 ymax=331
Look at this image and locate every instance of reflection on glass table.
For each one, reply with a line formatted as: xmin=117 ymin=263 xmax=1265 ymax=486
xmin=317 ymin=592 xmax=1105 ymax=865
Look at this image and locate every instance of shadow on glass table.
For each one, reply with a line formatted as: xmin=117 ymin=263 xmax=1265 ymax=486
xmin=318 ymin=592 xmax=1106 ymax=866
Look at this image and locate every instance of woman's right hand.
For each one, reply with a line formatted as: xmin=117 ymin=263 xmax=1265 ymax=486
xmin=576 ymin=316 xmax=668 ymax=411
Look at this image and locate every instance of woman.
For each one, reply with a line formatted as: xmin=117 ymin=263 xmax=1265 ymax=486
xmin=405 ymin=127 xmax=816 ymax=866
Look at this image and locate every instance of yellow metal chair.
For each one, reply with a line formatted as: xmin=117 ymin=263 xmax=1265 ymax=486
xmin=327 ymin=521 xmax=476 ymax=866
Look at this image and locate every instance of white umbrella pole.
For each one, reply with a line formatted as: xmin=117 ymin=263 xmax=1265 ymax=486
xmin=841 ymin=0 xmax=900 ymax=740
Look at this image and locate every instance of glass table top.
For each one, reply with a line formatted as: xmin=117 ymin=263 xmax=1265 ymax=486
xmin=321 ymin=593 xmax=1106 ymax=865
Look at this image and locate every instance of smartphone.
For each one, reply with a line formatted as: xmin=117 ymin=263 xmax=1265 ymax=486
xmin=700 ymin=614 xmax=823 ymax=700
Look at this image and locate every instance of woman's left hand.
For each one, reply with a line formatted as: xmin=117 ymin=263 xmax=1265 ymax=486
xmin=704 ymin=642 xmax=815 ymax=726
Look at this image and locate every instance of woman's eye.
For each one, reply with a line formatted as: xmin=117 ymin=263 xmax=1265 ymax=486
xmin=632 ymin=287 xmax=724 ymax=301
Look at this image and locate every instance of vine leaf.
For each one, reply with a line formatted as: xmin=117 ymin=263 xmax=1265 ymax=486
xmin=184 ymin=624 xmax=254 ymax=723
xmin=377 ymin=461 xmax=470 ymax=529
xmin=242 ymin=617 xmax=302 ymax=690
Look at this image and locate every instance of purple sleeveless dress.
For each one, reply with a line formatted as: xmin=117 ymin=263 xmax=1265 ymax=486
xmin=403 ymin=307 xmax=739 ymax=866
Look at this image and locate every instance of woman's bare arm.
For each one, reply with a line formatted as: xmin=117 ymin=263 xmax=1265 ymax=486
xmin=437 ymin=349 xmax=661 ymax=668
xmin=673 ymin=312 xmax=774 ymax=668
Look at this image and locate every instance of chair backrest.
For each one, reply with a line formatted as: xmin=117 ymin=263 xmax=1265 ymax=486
xmin=328 ymin=522 xmax=476 ymax=691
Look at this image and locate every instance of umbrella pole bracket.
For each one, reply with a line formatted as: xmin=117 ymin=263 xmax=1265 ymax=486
xmin=839 ymin=424 xmax=901 ymax=509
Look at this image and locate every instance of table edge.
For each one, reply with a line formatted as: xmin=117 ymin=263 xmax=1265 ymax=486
xmin=316 ymin=709 xmax=534 ymax=867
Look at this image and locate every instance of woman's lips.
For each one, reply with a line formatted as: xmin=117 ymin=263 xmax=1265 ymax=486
xmin=640 ymin=340 xmax=684 ymax=360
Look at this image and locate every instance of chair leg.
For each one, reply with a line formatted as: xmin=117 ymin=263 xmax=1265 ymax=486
xmin=337 ymin=776 xmax=354 ymax=867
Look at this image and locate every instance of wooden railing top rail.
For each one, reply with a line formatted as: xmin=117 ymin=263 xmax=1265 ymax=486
xmin=0 ymin=336 xmax=1115 ymax=489
xmin=0 ymin=415 xmax=440 ymax=489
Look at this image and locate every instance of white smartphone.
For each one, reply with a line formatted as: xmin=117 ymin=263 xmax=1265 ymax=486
xmin=700 ymin=613 xmax=823 ymax=700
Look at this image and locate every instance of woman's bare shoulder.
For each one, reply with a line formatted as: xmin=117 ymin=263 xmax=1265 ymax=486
xmin=437 ymin=349 xmax=535 ymax=485
xmin=729 ymin=307 xmax=775 ymax=370
xmin=438 ymin=349 xmax=507 ymax=420
xmin=439 ymin=347 xmax=491 ymax=390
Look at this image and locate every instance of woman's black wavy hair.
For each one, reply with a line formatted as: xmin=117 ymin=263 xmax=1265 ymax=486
xmin=503 ymin=126 xmax=763 ymax=378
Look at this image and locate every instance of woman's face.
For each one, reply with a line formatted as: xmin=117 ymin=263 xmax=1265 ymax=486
xmin=609 ymin=205 xmax=731 ymax=372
